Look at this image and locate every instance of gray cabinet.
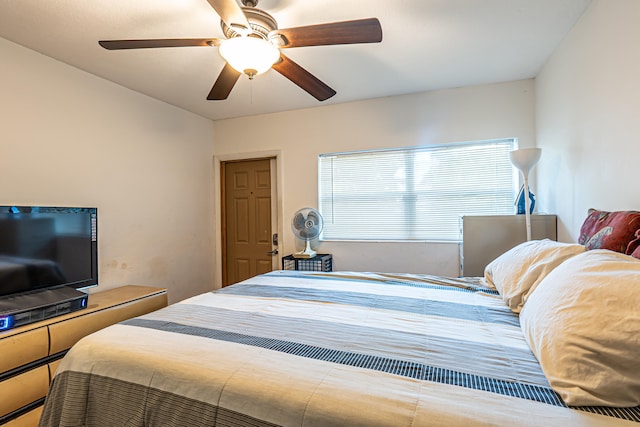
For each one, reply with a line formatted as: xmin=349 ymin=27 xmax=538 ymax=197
xmin=459 ymin=214 xmax=557 ymax=277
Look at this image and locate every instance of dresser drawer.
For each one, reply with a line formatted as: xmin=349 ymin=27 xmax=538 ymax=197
xmin=3 ymin=405 xmax=43 ymax=427
xmin=48 ymin=359 xmax=62 ymax=379
xmin=0 ymin=327 xmax=48 ymax=375
xmin=48 ymin=292 xmax=167 ymax=354
xmin=0 ymin=365 xmax=49 ymax=419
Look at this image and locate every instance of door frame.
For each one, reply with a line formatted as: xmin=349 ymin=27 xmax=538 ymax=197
xmin=213 ymin=150 xmax=284 ymax=289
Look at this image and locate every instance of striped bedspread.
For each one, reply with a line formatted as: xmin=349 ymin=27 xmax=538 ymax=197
xmin=39 ymin=271 xmax=640 ymax=426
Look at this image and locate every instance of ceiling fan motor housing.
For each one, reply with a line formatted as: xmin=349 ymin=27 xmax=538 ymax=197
xmin=221 ymin=7 xmax=278 ymax=40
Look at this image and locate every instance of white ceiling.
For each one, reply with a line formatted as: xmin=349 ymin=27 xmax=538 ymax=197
xmin=0 ymin=0 xmax=592 ymax=121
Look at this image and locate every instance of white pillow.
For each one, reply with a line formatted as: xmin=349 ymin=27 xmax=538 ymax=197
xmin=484 ymin=239 xmax=586 ymax=313
xmin=520 ymin=250 xmax=640 ymax=407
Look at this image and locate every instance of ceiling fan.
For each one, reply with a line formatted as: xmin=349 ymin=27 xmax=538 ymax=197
xmin=98 ymin=0 xmax=383 ymax=102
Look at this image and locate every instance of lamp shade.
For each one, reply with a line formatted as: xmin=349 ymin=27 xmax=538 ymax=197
xmin=509 ymin=148 xmax=541 ymax=175
xmin=219 ymin=36 xmax=280 ymax=78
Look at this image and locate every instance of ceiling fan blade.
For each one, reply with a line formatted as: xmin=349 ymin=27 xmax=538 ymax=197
xmin=270 ymin=18 xmax=382 ymax=48
xmin=205 ymin=0 xmax=251 ymax=34
xmin=272 ymin=54 xmax=336 ymax=101
xmin=207 ymin=63 xmax=242 ymax=100
xmin=99 ymin=39 xmax=221 ymax=50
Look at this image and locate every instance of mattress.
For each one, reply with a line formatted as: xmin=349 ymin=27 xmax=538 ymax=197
xmin=39 ymin=271 xmax=640 ymax=426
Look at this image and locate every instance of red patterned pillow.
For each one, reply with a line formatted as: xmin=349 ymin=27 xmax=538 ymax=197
xmin=579 ymin=209 xmax=640 ymax=254
xmin=629 ymin=230 xmax=640 ymax=259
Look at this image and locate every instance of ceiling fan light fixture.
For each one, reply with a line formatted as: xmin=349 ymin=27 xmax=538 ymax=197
xmin=219 ymin=36 xmax=280 ymax=79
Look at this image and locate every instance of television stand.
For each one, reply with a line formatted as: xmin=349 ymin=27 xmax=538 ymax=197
xmin=0 ymin=286 xmax=88 ymax=331
xmin=0 ymin=285 xmax=168 ymax=426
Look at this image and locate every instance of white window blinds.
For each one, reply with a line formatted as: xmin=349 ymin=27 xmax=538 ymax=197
xmin=318 ymin=139 xmax=516 ymax=241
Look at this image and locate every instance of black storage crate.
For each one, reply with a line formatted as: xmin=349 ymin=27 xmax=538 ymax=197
xmin=282 ymin=254 xmax=332 ymax=272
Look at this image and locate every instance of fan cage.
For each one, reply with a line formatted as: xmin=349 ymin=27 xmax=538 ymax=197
xmin=282 ymin=254 xmax=333 ymax=272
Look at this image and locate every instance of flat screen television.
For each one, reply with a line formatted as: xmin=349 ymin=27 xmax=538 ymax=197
xmin=0 ymin=206 xmax=98 ymax=298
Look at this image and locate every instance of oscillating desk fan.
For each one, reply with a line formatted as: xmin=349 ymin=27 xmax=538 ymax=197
xmin=291 ymin=207 xmax=323 ymax=259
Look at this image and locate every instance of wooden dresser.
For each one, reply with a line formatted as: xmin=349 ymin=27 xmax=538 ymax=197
xmin=0 ymin=285 xmax=168 ymax=426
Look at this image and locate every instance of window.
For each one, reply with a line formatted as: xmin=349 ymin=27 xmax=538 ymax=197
xmin=318 ymin=138 xmax=517 ymax=241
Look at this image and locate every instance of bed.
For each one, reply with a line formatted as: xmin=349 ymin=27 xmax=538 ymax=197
xmin=39 ymin=209 xmax=640 ymax=426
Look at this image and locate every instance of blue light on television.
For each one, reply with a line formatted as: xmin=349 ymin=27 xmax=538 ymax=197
xmin=0 ymin=315 xmax=13 ymax=331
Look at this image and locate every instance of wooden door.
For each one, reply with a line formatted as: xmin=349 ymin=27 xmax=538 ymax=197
xmin=222 ymin=158 xmax=274 ymax=286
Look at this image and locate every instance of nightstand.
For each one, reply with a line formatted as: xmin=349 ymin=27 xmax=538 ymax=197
xmin=282 ymin=254 xmax=333 ymax=272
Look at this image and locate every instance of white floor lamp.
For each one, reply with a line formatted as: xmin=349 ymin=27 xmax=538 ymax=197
xmin=509 ymin=148 xmax=542 ymax=241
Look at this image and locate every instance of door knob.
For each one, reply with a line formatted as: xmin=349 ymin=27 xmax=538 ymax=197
xmin=267 ymin=249 xmax=278 ymax=256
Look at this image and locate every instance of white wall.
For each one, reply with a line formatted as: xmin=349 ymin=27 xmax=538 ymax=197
xmin=536 ymin=0 xmax=640 ymax=242
xmin=213 ymin=79 xmax=536 ymax=282
xmin=0 ymin=38 xmax=216 ymax=303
